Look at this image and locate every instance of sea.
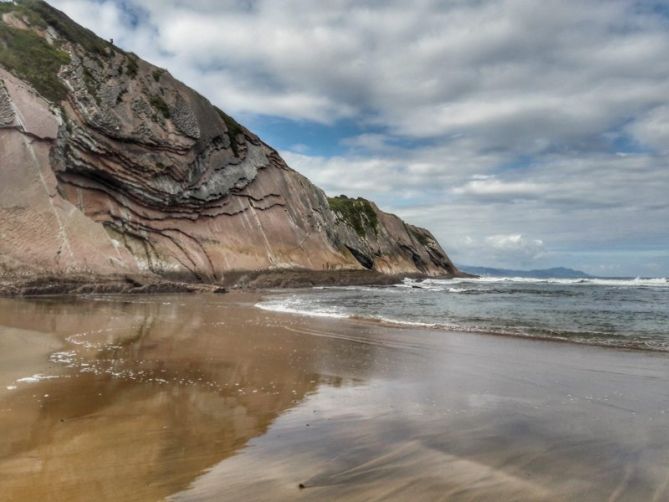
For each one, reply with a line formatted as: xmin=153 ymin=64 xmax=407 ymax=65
xmin=257 ymin=276 xmax=669 ymax=352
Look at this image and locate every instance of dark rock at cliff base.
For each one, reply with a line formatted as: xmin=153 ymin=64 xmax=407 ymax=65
xmin=0 ymin=274 xmax=227 ymax=297
xmin=0 ymin=1 xmax=462 ymax=284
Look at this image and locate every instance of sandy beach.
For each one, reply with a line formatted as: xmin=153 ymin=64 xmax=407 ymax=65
xmin=0 ymin=292 xmax=668 ymax=501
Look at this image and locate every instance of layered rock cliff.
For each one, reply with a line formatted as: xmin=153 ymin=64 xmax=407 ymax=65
xmin=0 ymin=0 xmax=459 ymax=282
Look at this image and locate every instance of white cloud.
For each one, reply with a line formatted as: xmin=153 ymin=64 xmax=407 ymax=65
xmin=280 ymin=151 xmax=404 ymax=194
xmin=46 ymin=0 xmax=669 ymax=275
xmin=486 ymin=234 xmax=545 ymax=261
xmin=442 ymin=233 xmax=546 ymax=268
xmin=340 ymin=134 xmax=392 ymax=152
xmin=51 ymin=0 xmax=669 ymax=144
xmin=453 ymin=178 xmax=547 ymax=198
xmin=627 ymin=105 xmax=669 ymax=153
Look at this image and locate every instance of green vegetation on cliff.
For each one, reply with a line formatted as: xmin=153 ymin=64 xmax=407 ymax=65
xmin=328 ymin=195 xmax=379 ymax=237
xmin=152 ymin=68 xmax=165 ymax=82
xmin=0 ymin=14 xmax=70 ymax=102
xmin=0 ymin=2 xmax=45 ymax=28
xmin=125 ymin=53 xmax=138 ymax=78
xmin=149 ymin=94 xmax=170 ymax=119
xmin=17 ymin=0 xmax=110 ymax=55
xmin=410 ymin=227 xmax=430 ymax=246
xmin=0 ymin=0 xmax=116 ymax=102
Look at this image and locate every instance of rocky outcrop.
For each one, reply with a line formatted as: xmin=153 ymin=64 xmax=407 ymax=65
xmin=0 ymin=1 xmax=461 ymax=282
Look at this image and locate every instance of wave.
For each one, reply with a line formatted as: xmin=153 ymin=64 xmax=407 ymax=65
xmin=398 ymin=276 xmax=669 ymax=289
xmin=308 ymin=276 xmax=669 ymax=294
xmin=254 ymin=296 xmax=669 ymax=353
xmin=256 ymin=299 xmax=443 ymax=328
xmin=313 ymin=285 xmax=394 ymax=293
xmin=256 ymin=300 xmax=349 ymax=319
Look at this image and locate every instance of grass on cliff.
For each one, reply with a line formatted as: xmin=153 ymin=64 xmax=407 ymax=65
xmin=0 ymin=17 xmax=70 ymax=102
xmin=17 ymin=0 xmax=111 ymax=56
xmin=149 ymin=94 xmax=170 ymax=119
xmin=410 ymin=227 xmax=431 ymax=246
xmin=0 ymin=2 xmax=45 ymax=28
xmin=328 ymin=195 xmax=379 ymax=237
xmin=0 ymin=0 xmax=112 ymax=103
xmin=152 ymin=68 xmax=165 ymax=82
xmin=125 ymin=53 xmax=138 ymax=78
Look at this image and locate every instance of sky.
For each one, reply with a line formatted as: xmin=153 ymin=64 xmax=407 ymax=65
xmin=49 ymin=0 xmax=669 ymax=276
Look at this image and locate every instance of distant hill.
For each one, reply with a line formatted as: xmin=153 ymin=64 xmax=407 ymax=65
xmin=458 ymin=266 xmax=592 ymax=279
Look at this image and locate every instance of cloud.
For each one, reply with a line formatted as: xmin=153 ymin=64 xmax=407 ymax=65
xmin=340 ymin=133 xmax=392 ymax=152
xmin=281 ymin=151 xmax=404 ymax=194
xmin=485 ymin=234 xmax=545 ymax=262
xmin=453 ymin=178 xmax=547 ymax=198
xmin=47 ymin=0 xmax=669 ymax=275
xmin=51 ymin=0 xmax=669 ymax=145
xmin=627 ymin=105 xmax=669 ymax=153
xmin=443 ymin=233 xmax=546 ymax=268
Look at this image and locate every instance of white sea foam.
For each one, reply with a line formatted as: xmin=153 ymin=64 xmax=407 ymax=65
xmin=49 ymin=350 xmax=77 ymax=366
xmin=255 ymin=299 xmax=508 ymax=334
xmin=367 ymin=316 xmax=441 ymax=328
xmin=312 ymin=276 xmax=668 ymax=294
xmin=257 ymin=274 xmax=669 ymax=352
xmin=256 ymin=299 xmax=443 ymax=328
xmin=16 ymin=374 xmax=60 ymax=384
xmin=255 ymin=297 xmax=669 ymax=351
xmin=256 ymin=298 xmax=349 ymax=319
xmin=399 ymin=276 xmax=668 ymax=289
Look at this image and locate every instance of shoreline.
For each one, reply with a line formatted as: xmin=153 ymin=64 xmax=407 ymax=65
xmin=254 ymin=288 xmax=669 ymax=355
xmin=257 ymin=299 xmax=669 ymax=354
xmin=1 ymin=271 xmax=663 ymax=354
xmin=0 ymin=292 xmax=668 ymax=500
xmin=0 ymin=269 xmax=470 ymax=297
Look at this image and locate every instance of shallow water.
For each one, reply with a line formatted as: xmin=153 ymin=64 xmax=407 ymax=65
xmin=257 ymin=276 xmax=669 ymax=351
xmin=0 ymin=294 xmax=668 ymax=501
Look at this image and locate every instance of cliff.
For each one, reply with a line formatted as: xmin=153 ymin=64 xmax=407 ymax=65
xmin=0 ymin=0 xmax=460 ymax=285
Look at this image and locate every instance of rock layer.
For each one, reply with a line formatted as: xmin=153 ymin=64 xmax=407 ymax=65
xmin=0 ymin=1 xmax=460 ymax=281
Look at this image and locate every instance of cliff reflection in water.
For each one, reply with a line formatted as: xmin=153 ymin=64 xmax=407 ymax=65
xmin=0 ymin=295 xmax=351 ymax=501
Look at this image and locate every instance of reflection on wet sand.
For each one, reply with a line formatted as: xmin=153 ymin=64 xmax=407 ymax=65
xmin=1 ymin=294 xmax=668 ymax=501
xmin=0 ymin=295 xmax=349 ymax=501
xmin=173 ymin=330 xmax=669 ymax=502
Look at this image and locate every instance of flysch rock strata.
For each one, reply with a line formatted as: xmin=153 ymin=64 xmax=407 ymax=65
xmin=0 ymin=1 xmax=461 ymax=283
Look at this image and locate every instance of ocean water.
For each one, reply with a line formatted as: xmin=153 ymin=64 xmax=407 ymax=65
xmin=257 ymin=276 xmax=669 ymax=351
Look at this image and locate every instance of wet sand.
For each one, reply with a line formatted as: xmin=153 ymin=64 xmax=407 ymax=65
xmin=0 ymin=293 xmax=668 ymax=501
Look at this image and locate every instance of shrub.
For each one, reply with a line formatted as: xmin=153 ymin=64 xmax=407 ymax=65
xmin=21 ymin=0 xmax=110 ymax=56
xmin=0 ymin=20 xmax=70 ymax=102
xmin=328 ymin=195 xmax=379 ymax=237
xmin=149 ymin=94 xmax=170 ymax=119
xmin=125 ymin=53 xmax=138 ymax=78
xmin=152 ymin=68 xmax=164 ymax=82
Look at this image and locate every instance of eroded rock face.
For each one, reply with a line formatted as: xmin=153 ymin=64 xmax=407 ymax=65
xmin=0 ymin=1 xmax=459 ymax=280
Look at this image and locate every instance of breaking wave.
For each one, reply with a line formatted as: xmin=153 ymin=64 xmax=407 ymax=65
xmin=255 ymin=275 xmax=669 ymax=352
